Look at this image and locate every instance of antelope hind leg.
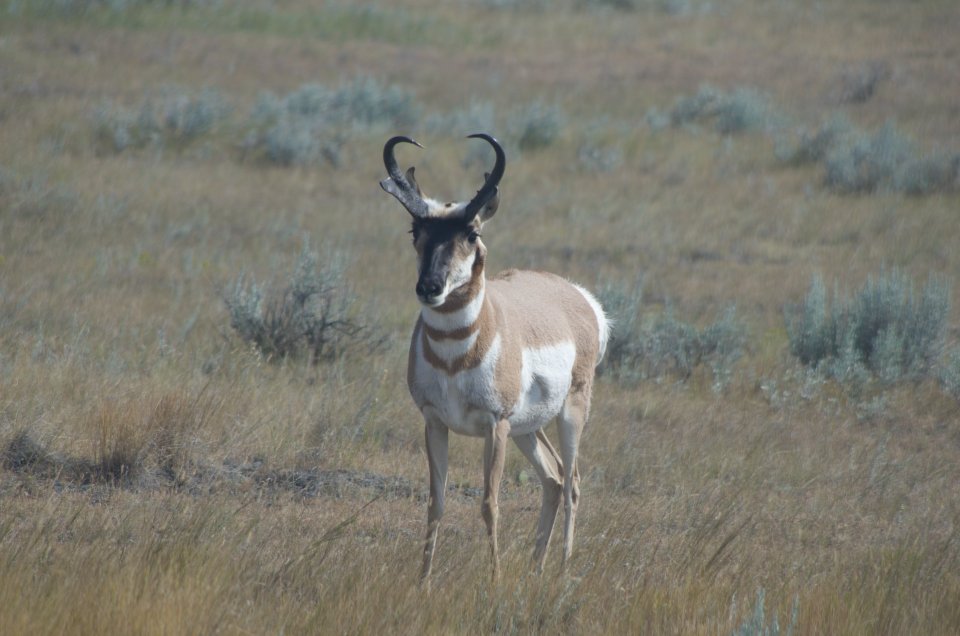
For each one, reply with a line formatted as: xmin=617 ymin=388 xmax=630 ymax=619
xmin=513 ymin=430 xmax=563 ymax=573
xmin=557 ymin=386 xmax=590 ymax=570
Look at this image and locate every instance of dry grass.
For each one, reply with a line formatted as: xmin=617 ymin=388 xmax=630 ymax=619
xmin=2 ymin=0 xmax=960 ymax=633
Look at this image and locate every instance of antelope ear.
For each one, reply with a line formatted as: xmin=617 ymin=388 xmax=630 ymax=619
xmin=478 ymin=172 xmax=499 ymax=222
xmin=405 ymin=167 xmax=423 ymax=196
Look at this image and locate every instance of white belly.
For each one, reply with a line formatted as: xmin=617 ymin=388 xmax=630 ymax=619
xmin=507 ymin=341 xmax=576 ymax=435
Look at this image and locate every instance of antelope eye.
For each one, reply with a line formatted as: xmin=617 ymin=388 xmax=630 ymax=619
xmin=467 ymin=231 xmax=480 ymax=244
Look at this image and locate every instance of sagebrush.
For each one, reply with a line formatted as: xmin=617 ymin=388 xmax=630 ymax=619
xmin=598 ymin=279 xmax=745 ymax=390
xmin=786 ymin=270 xmax=950 ymax=385
xmin=225 ymin=245 xmax=384 ymax=364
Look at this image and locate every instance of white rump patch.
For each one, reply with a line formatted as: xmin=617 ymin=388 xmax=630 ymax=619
xmin=572 ymin=283 xmax=610 ymax=365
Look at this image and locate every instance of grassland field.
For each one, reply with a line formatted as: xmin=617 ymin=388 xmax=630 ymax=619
xmin=1 ymin=0 xmax=960 ymax=633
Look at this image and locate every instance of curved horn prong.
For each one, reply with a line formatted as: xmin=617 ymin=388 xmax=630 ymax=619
xmin=381 ymin=136 xmax=429 ymax=218
xmin=463 ymin=133 xmax=506 ymax=221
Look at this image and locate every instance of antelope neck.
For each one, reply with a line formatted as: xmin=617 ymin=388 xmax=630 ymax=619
xmin=421 ymin=275 xmax=487 ymax=336
xmin=419 ymin=275 xmax=495 ymax=374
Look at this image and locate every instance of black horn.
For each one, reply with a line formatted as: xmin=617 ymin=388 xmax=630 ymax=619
xmin=463 ymin=133 xmax=506 ymax=221
xmin=381 ymin=136 xmax=429 ymax=218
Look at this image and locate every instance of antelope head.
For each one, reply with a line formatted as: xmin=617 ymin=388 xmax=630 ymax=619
xmin=380 ymin=134 xmax=506 ymax=308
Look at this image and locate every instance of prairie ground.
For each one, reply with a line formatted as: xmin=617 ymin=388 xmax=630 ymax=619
xmin=1 ymin=1 xmax=959 ymax=633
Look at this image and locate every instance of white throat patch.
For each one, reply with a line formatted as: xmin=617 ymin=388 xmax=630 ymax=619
xmin=421 ymin=277 xmax=485 ymax=332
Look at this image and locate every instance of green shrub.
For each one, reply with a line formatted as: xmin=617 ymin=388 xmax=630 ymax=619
xmin=597 ymin=279 xmax=746 ymax=390
xmin=714 ymin=88 xmax=771 ymax=135
xmin=224 ymin=244 xmax=384 ymax=364
xmin=575 ymin=0 xmax=639 ymax=10
xmin=597 ymin=277 xmax=646 ymax=376
xmin=941 ymin=348 xmax=960 ymax=400
xmin=823 ymin=122 xmax=912 ymax=194
xmin=574 ymin=0 xmax=702 ymax=13
xmin=246 ymin=78 xmax=416 ymax=166
xmin=776 ymin=115 xmax=853 ymax=166
xmin=510 ymin=101 xmax=565 ymax=151
xmin=11 ymin=0 xmax=219 ymax=13
xmin=896 ymin=153 xmax=960 ymax=195
xmin=786 ymin=270 xmax=950 ymax=384
xmin=669 ymin=85 xmax=771 ymax=135
xmin=838 ymin=60 xmax=890 ymax=105
xmin=777 ymin=117 xmax=960 ymax=196
xmin=326 ymin=77 xmax=419 ymax=129
xmin=94 ymin=88 xmax=229 ymax=152
xmin=262 ymin=119 xmax=344 ymax=167
xmin=424 ymin=101 xmax=496 ymax=136
xmin=645 ymin=107 xmax=671 ymax=132
xmin=476 ymin=0 xmax=549 ymax=9
xmin=669 ymin=85 xmax=721 ymax=127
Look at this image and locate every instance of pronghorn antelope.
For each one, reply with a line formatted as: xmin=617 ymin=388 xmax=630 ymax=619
xmin=380 ymin=134 xmax=609 ymax=582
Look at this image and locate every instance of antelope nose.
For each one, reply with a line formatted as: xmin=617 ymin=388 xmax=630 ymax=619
xmin=416 ymin=278 xmax=443 ymax=299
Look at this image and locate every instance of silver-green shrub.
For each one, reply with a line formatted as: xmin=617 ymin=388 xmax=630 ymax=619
xmin=329 ymin=77 xmax=419 ymax=129
xmin=941 ymin=348 xmax=960 ymax=400
xmin=824 ymin=122 xmax=912 ymax=194
xmin=669 ymin=85 xmax=721 ymax=128
xmin=225 ymin=245 xmax=384 ymax=364
xmin=669 ymin=85 xmax=771 ymax=135
xmin=424 ymin=101 xmax=496 ymax=136
xmin=778 ymin=117 xmax=959 ymax=196
xmin=475 ymin=0 xmax=550 ymax=9
xmin=12 ymin=0 xmax=220 ymax=13
xmin=714 ymin=88 xmax=771 ymax=135
xmin=94 ymin=88 xmax=229 ymax=152
xmin=776 ymin=115 xmax=853 ymax=166
xmin=896 ymin=153 xmax=960 ymax=196
xmin=575 ymin=0 xmax=703 ymax=13
xmin=786 ymin=270 xmax=950 ymax=384
xmin=509 ymin=101 xmax=565 ymax=151
xmin=598 ymin=279 xmax=746 ymax=390
xmin=597 ymin=277 xmax=646 ymax=377
xmin=246 ymin=78 xmax=417 ymax=166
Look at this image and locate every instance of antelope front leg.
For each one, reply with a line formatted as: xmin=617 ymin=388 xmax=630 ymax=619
xmin=481 ymin=418 xmax=510 ymax=580
xmin=421 ymin=416 xmax=449 ymax=585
